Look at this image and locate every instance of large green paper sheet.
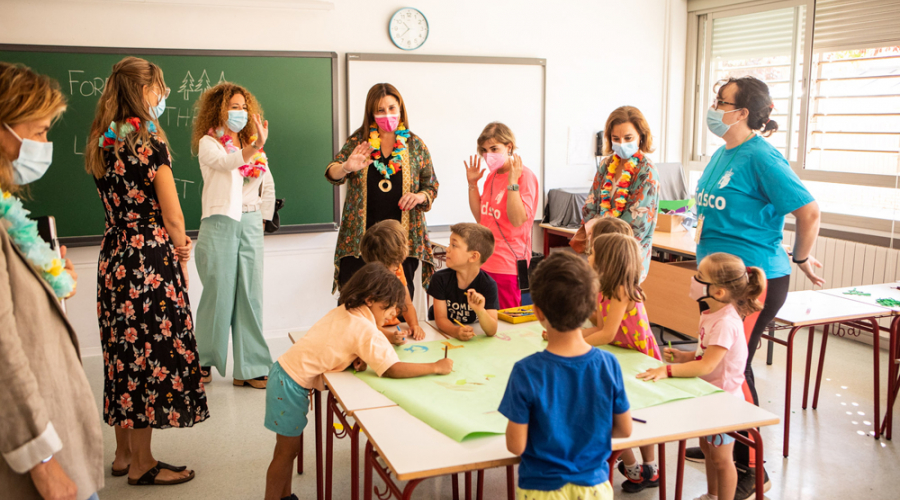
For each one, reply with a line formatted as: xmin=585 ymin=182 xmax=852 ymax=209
xmin=355 ymin=325 xmax=721 ymax=442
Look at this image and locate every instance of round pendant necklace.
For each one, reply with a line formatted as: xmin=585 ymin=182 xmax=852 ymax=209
xmin=378 ymin=178 xmax=392 ymax=192
xmin=367 ymin=123 xmax=410 ymax=193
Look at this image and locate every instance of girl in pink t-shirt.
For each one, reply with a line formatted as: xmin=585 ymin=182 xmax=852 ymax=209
xmin=465 ymin=122 xmax=539 ymax=309
xmin=638 ymin=253 xmax=765 ymax=500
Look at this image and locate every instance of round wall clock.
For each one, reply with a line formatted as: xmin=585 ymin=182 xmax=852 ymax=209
xmin=389 ymin=8 xmax=429 ymax=51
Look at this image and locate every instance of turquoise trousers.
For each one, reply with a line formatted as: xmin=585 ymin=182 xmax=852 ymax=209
xmin=195 ymin=212 xmax=272 ymax=380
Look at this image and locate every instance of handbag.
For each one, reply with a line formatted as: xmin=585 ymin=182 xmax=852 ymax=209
xmin=264 ymin=198 xmax=284 ymax=234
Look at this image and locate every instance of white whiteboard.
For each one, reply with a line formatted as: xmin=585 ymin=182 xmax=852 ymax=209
xmin=347 ymin=54 xmax=545 ymax=226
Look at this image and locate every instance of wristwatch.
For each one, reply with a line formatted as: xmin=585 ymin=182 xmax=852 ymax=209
xmin=507 ymin=184 xmax=520 ymax=192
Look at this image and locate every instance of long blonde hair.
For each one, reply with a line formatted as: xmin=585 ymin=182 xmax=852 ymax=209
xmin=0 ymin=63 xmax=67 ymax=195
xmin=85 ymin=57 xmax=168 ymax=179
xmin=591 ymin=232 xmax=645 ymax=303
xmin=191 ymin=82 xmax=263 ymax=154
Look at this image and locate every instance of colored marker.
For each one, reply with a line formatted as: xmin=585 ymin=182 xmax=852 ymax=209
xmin=667 ymin=340 xmax=674 ymax=362
xmin=396 ymin=325 xmax=405 ymax=341
xmin=632 ymin=417 xmax=647 ymax=424
xmin=453 ymin=318 xmax=465 ymax=328
xmin=444 ymin=346 xmax=448 ymax=359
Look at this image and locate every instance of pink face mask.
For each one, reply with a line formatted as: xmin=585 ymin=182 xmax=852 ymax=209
xmin=688 ymin=276 xmax=711 ymax=302
xmin=483 ymin=152 xmax=508 ymax=172
xmin=374 ymin=114 xmax=400 ymax=132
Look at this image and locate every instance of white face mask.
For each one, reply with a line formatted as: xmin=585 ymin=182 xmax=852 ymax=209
xmin=4 ymin=123 xmax=53 ymax=185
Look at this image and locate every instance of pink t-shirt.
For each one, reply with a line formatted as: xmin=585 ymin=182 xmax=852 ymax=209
xmin=278 ymin=305 xmax=400 ymax=391
xmin=479 ymin=166 xmax=539 ymax=275
xmin=696 ymin=304 xmax=748 ymax=398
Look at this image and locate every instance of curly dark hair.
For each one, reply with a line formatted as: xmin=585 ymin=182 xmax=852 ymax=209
xmin=191 ymin=82 xmax=262 ymax=153
xmin=338 ymin=263 xmax=407 ymax=314
xmin=715 ymin=76 xmax=778 ymax=137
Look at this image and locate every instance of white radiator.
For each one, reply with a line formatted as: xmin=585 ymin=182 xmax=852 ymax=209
xmin=784 ymin=230 xmax=898 ymax=339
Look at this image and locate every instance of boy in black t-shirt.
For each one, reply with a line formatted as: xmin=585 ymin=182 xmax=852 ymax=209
xmin=428 ymin=223 xmax=500 ymax=340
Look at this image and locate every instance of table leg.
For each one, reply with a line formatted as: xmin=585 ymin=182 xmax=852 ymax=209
xmin=315 ymin=389 xmax=323 ymax=500
xmin=783 ymin=326 xmax=801 ymax=457
xmin=658 ymin=442 xmax=666 ymax=500
xmin=542 ymin=228 xmax=549 ymax=256
xmin=869 ymin=318 xmax=881 ymax=439
xmin=802 ymin=326 xmax=816 ymax=409
xmin=812 ymin=324 xmax=831 ymax=409
xmin=726 ymin=430 xmax=766 ymax=500
xmin=675 ymin=440 xmax=686 ymax=500
xmin=325 ymin=392 xmax=335 ymax=500
xmin=884 ymin=316 xmax=900 ymax=439
xmin=452 ymin=474 xmax=459 ymax=500
xmin=767 ymin=327 xmax=775 ymax=365
xmin=350 ymin=426 xmax=360 ymax=500
xmin=465 ymin=471 xmax=473 ymax=500
xmin=607 ymin=450 xmax=623 ymax=485
xmin=401 ymin=479 xmax=424 ymax=500
xmin=363 ymin=441 xmax=373 ymax=500
xmin=476 ymin=470 xmax=484 ymax=500
xmin=506 ymin=465 xmax=515 ymax=500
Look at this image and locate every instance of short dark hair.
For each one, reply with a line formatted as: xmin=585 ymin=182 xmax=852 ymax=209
xmin=361 ymin=220 xmax=408 ymax=266
xmin=529 ymin=252 xmax=598 ymax=332
xmin=450 ymin=223 xmax=494 ymax=264
xmin=338 ymin=263 xmax=407 ymax=313
xmin=715 ymin=76 xmax=777 ymax=137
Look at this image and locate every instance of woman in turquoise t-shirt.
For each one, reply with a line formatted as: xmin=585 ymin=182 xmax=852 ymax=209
xmin=693 ymin=76 xmax=823 ymax=497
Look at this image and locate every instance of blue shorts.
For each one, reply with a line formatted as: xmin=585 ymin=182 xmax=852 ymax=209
xmin=264 ymin=362 xmax=310 ymax=437
xmin=706 ymin=433 xmax=735 ymax=446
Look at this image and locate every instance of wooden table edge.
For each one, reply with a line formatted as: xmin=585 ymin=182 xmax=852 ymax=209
xmin=776 ymin=311 xmax=893 ymax=327
xmin=815 ymin=290 xmax=900 ymax=316
xmin=322 ymin=372 xmax=398 ymax=416
xmin=613 ymin=417 xmax=781 ymax=450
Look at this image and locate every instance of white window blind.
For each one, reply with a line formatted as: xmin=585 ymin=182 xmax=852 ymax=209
xmin=813 ymin=0 xmax=900 ymax=52
xmin=711 ymin=8 xmax=797 ymax=59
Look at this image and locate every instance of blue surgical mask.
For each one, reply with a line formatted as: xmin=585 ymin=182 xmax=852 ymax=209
xmin=706 ymin=107 xmax=742 ymax=138
xmin=4 ymin=123 xmax=53 ymax=185
xmin=226 ymin=110 xmax=248 ymax=133
xmin=612 ymin=140 xmax=639 ymax=160
xmin=149 ymin=95 xmax=166 ymax=120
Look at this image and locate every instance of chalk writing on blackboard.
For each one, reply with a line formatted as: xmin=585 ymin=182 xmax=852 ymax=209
xmin=67 ymin=70 xmax=106 ymax=97
xmin=173 ymin=178 xmax=195 ymax=200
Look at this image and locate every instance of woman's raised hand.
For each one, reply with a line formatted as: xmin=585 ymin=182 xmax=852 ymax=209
xmin=465 ymin=155 xmax=485 ymax=187
xmin=253 ymin=114 xmax=268 ymax=149
xmin=508 ymin=154 xmax=523 ymax=184
xmin=344 ymin=143 xmax=375 ymax=173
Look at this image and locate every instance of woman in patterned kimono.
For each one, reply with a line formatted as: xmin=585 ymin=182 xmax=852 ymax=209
xmin=581 ymin=106 xmax=660 ymax=282
xmin=325 ymin=83 xmax=439 ymax=297
xmin=86 ymin=57 xmax=208 ymax=487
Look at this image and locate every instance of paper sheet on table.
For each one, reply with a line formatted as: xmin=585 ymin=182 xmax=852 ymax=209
xmin=355 ymin=325 xmax=721 ymax=441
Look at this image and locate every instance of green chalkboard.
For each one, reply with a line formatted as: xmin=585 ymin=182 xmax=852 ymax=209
xmin=0 ymin=45 xmax=339 ymax=245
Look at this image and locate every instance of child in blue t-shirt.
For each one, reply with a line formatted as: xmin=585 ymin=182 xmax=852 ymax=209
xmin=499 ymin=252 xmax=632 ymax=499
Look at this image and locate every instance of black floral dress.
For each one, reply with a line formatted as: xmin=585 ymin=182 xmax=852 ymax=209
xmin=95 ymin=130 xmax=209 ymax=429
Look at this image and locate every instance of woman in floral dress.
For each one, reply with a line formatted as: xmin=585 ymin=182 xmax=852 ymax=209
xmin=325 ymin=83 xmax=439 ymax=296
xmin=581 ymin=106 xmax=659 ymax=281
xmin=86 ymin=57 xmax=208 ymax=487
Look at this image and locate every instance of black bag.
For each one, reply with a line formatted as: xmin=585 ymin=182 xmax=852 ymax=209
xmin=264 ymin=198 xmax=284 ymax=234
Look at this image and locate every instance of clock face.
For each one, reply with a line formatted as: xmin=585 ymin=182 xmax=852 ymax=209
xmin=389 ymin=8 xmax=429 ymax=51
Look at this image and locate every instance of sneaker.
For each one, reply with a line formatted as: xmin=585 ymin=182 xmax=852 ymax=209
xmin=734 ymin=464 xmax=772 ymax=500
xmin=684 ymin=446 xmax=705 ymax=463
xmin=617 ymin=462 xmax=659 ymax=493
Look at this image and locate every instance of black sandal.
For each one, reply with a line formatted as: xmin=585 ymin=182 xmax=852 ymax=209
xmin=127 ymin=463 xmax=194 ymax=486
xmin=200 ymin=366 xmax=212 ymax=384
xmin=111 ymin=463 xmax=129 ymax=477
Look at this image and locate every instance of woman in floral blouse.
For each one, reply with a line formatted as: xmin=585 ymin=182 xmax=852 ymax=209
xmin=325 ymin=83 xmax=439 ymax=295
xmin=582 ymin=106 xmax=659 ymax=281
xmin=86 ymin=57 xmax=208 ymax=487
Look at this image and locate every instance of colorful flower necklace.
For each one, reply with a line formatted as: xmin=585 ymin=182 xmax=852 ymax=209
xmin=0 ymin=190 xmax=75 ymax=298
xmin=599 ymin=152 xmax=641 ymax=218
xmin=209 ymin=128 xmax=268 ymax=183
xmin=368 ymin=123 xmax=410 ymax=192
xmin=99 ymin=117 xmax=157 ymax=149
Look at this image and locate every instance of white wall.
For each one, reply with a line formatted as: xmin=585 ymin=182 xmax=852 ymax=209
xmin=1 ymin=0 xmax=686 ymax=356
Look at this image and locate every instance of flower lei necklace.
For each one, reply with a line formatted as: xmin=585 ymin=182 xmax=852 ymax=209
xmin=209 ymin=128 xmax=268 ymax=183
xmin=99 ymin=117 xmax=157 ymax=149
xmin=600 ymin=151 xmax=641 ymax=217
xmin=0 ymin=190 xmax=74 ymax=298
xmin=368 ymin=123 xmax=410 ymax=192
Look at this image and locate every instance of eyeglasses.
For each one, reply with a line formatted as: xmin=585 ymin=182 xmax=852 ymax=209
xmin=712 ymin=98 xmax=736 ymax=110
xmin=154 ymin=87 xmax=171 ymax=100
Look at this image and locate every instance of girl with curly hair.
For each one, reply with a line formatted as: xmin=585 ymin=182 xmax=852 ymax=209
xmin=191 ymin=82 xmax=275 ymax=389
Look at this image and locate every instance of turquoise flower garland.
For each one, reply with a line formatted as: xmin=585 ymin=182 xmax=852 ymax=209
xmin=0 ymin=191 xmax=74 ymax=298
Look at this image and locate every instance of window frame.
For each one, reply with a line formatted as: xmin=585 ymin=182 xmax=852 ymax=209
xmin=682 ymin=0 xmax=900 ymax=234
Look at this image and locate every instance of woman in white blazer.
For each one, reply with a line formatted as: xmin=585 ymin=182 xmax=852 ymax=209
xmin=191 ymin=83 xmax=274 ymax=389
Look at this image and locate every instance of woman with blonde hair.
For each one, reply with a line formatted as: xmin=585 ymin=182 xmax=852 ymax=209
xmin=325 ymin=83 xmax=439 ymax=298
xmin=191 ymin=82 xmax=274 ymax=388
xmin=0 ymin=61 xmax=103 ymax=500
xmin=581 ymin=106 xmax=660 ymax=282
xmin=86 ymin=56 xmax=207 ymax=486
xmin=464 ymin=122 xmax=539 ymax=308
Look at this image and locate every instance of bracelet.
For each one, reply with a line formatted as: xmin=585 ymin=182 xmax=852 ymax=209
xmin=468 ymin=183 xmax=479 ymax=191
xmin=340 ymin=163 xmax=352 ymax=175
xmin=666 ymin=365 xmax=673 ymax=378
xmin=41 ymin=455 xmax=52 ymax=464
xmin=792 ymin=256 xmax=809 ymax=264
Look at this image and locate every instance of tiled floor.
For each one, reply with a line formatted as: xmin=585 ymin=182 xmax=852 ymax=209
xmin=87 ymin=329 xmax=899 ymax=499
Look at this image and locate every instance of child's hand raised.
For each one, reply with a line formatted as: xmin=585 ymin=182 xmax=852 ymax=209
xmin=456 ymin=325 xmax=476 ymax=341
xmin=636 ymin=366 xmax=669 ymax=382
xmin=466 ymin=289 xmax=486 ymax=313
xmin=352 ymin=357 xmax=368 ymax=372
xmin=465 ymin=155 xmax=485 ymax=187
xmin=433 ymin=358 xmax=454 ymax=375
